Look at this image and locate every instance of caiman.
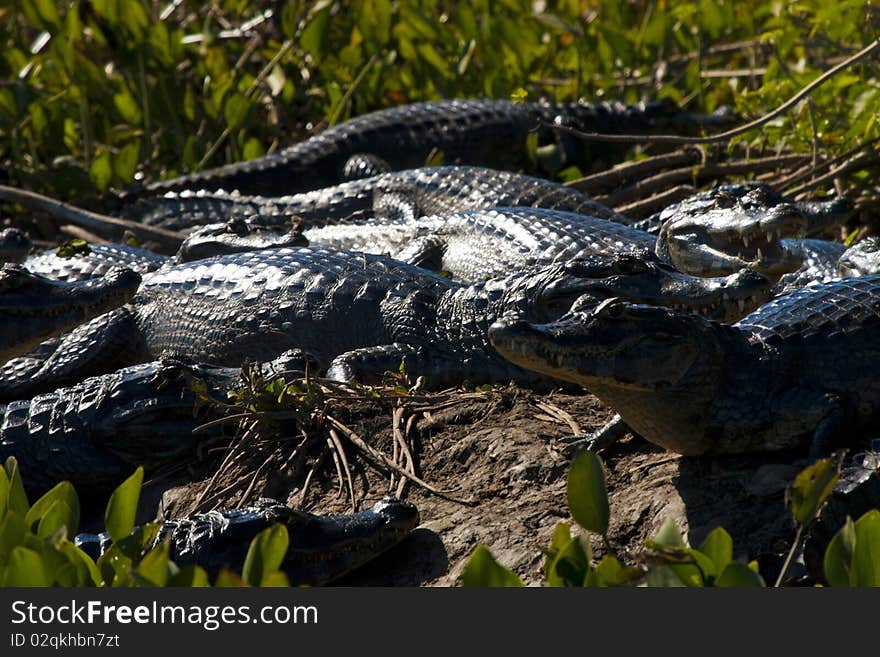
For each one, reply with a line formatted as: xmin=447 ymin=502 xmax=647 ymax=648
xmin=0 ymin=247 xmax=770 ymax=400
xmin=0 ymin=264 xmax=141 ymax=364
xmin=23 ymin=243 xmax=167 ymax=282
xmin=123 ymin=165 xmax=628 ymax=232
xmin=489 ymin=275 xmax=880 ymax=456
xmin=75 ymin=497 xmax=420 ymax=586
xmin=0 ymin=351 xmax=314 ymax=495
xmin=126 ymin=98 xmax=736 ymax=197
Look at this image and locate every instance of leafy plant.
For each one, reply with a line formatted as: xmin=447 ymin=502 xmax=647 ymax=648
xmin=462 ymin=452 xmax=880 ymax=587
xmin=0 ymin=457 xmax=290 ymax=587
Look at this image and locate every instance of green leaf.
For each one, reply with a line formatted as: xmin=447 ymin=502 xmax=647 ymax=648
xmin=21 ymin=0 xmax=61 ymax=32
xmin=57 ymin=541 xmax=103 ymax=586
xmin=136 ymin=541 xmax=171 ymax=586
xmin=224 ymin=93 xmax=252 ymax=131
xmin=546 ymin=534 xmax=591 ymax=587
xmin=566 ymin=450 xmax=609 ymax=535
xmin=301 ymin=6 xmax=331 ymax=60
xmin=593 ymin=555 xmax=644 ymax=587
xmin=104 ymin=467 xmax=143 ymax=543
xmin=113 ymin=141 xmax=141 ymax=183
xmin=823 ymin=516 xmax=856 ymax=587
xmin=851 ymin=510 xmax=880 ymax=586
xmin=3 ymin=547 xmax=51 ymax=586
xmin=5 ymin=457 xmax=30 ymax=517
xmin=260 ymin=571 xmax=291 ymax=587
xmin=0 ymin=466 xmax=9 ymax=516
xmin=543 ymin=522 xmax=572 ymax=580
xmin=715 ymin=562 xmax=766 ymax=587
xmin=0 ymin=511 xmax=27 ymax=563
xmin=89 ymin=150 xmax=114 ymax=190
xmin=26 ymin=481 xmax=79 ymax=537
xmin=168 ymin=565 xmax=211 ymax=587
xmin=697 ymin=527 xmax=733 ymax=576
xmin=213 ymin=569 xmax=248 ymax=587
xmin=113 ymin=89 xmax=143 ymax=125
xmin=242 ymin=524 xmax=289 ymax=587
xmin=787 ymin=458 xmax=839 ymax=526
xmin=461 ymin=545 xmax=525 ymax=587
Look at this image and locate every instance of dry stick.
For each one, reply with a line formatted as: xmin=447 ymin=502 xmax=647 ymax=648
xmin=237 ymin=446 xmax=279 ymax=508
xmin=776 ymin=136 xmax=880 ymax=191
xmin=328 ymin=426 xmax=357 ymax=512
xmin=393 ymin=405 xmax=417 ymax=499
xmin=566 ymin=149 xmax=701 ymax=194
xmin=189 ymin=420 xmax=257 ymax=512
xmin=389 ymin=414 xmax=400 ymax=494
xmin=0 ymin=184 xmax=184 ymax=253
xmin=547 ymin=37 xmax=880 ymax=146
xmin=534 ymin=401 xmax=581 ymax=436
xmin=598 ymin=154 xmax=810 ymax=207
xmin=326 ymin=435 xmax=346 ymax=499
xmin=615 ymin=185 xmax=697 ymax=218
xmin=59 ymin=225 xmax=111 ymax=244
xmin=327 ymin=417 xmax=475 ymax=505
xmin=299 ymin=442 xmax=331 ymax=507
xmin=786 ymin=151 xmax=880 ymax=198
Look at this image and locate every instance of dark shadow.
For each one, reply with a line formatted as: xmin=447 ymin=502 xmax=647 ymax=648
xmin=332 ymin=528 xmax=449 ymax=586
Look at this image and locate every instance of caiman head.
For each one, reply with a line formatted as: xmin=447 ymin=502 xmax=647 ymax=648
xmin=0 ymin=264 xmax=141 ymax=363
xmin=488 ymin=298 xmax=740 ymax=455
xmin=492 ymin=253 xmax=772 ymax=325
xmin=278 ymin=496 xmax=420 ymax=585
xmin=176 ymin=217 xmax=307 ymax=263
xmin=656 ymin=186 xmax=808 ymax=279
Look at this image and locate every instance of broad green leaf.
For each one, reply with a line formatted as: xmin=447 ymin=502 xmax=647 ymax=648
xmin=697 ymin=527 xmax=733 ymax=576
xmin=823 ymin=516 xmax=856 ymax=587
xmin=715 ymin=562 xmax=766 ymax=587
xmin=787 ymin=459 xmax=839 ymax=526
xmin=224 ymin=94 xmax=252 ymax=131
xmin=461 ymin=545 xmax=525 ymax=587
xmin=26 ymin=481 xmax=79 ymax=537
xmin=89 ymin=150 xmax=114 ymax=190
xmin=104 ymin=467 xmax=143 ymax=543
xmin=35 ymin=501 xmax=75 ymax=539
xmin=643 ymin=564 xmax=688 ymax=587
xmin=546 ymin=534 xmax=591 ymax=587
xmin=5 ymin=457 xmax=30 ymax=517
xmin=57 ymin=541 xmax=103 ymax=587
xmin=242 ymin=524 xmax=289 ymax=587
xmin=566 ymin=450 xmax=609 ymax=534
xmin=3 ymin=547 xmax=51 ymax=586
xmin=136 ymin=541 xmax=171 ymax=586
xmin=0 ymin=511 xmax=27 ymax=562
xmin=593 ymin=555 xmax=644 ymax=587
xmin=113 ymin=88 xmax=143 ymax=125
xmin=21 ymin=0 xmax=61 ymax=32
xmin=301 ymin=7 xmax=331 ymax=60
xmin=851 ymin=510 xmax=880 ymax=586
xmin=260 ymin=571 xmax=291 ymax=587
xmin=214 ymin=569 xmax=248 ymax=587
xmin=113 ymin=141 xmax=141 ymax=183
xmin=168 ymin=565 xmax=211 ymax=587
xmin=0 ymin=466 xmax=9 ymax=515
xmin=543 ymin=522 xmax=572 ymax=580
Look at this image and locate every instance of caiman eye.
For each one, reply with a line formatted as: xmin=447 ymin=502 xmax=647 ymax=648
xmin=594 ymin=297 xmax=626 ymax=318
xmin=613 ymin=256 xmax=648 ymax=274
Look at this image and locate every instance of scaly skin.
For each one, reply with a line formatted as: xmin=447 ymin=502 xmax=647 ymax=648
xmin=126 ymin=98 xmax=735 ymax=198
xmin=0 ymin=351 xmax=313 ymax=495
xmin=75 ymin=497 xmax=420 ymax=585
xmin=0 ymin=265 xmax=141 ymax=364
xmin=23 ymin=243 xmax=167 ymax=282
xmin=122 ymin=165 xmax=628 ymax=231
xmin=0 ymin=247 xmax=770 ymax=400
xmin=650 ymin=183 xmax=852 ymax=279
xmin=489 ymin=276 xmax=880 ymax=455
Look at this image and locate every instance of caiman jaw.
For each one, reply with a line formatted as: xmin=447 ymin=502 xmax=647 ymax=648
xmin=661 ymin=202 xmax=808 ymax=279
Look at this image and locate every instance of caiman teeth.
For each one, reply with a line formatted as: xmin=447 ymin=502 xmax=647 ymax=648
xmin=757 ymin=247 xmax=764 ymax=261
xmin=737 ymin=299 xmax=745 ymax=312
xmin=743 ymin=235 xmax=750 ymax=248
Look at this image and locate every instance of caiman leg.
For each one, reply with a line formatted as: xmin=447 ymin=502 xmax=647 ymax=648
xmin=326 ymin=343 xmax=430 ymax=385
xmin=562 ymin=414 xmax=635 ymax=456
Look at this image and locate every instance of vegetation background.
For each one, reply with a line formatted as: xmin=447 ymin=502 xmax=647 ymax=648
xmin=1 ymin=0 xmax=878 ymax=201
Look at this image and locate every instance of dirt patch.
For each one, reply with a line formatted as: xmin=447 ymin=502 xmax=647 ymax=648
xmin=129 ymin=383 xmax=821 ymax=586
